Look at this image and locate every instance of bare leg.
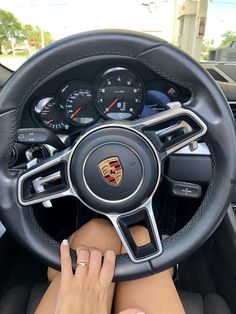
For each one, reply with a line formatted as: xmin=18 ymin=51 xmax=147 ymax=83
xmin=114 ymin=226 xmax=185 ymax=314
xmin=36 ymin=218 xmax=121 ymax=314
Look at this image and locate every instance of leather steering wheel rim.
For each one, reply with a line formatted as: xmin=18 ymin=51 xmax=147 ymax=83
xmin=0 ymin=30 xmax=235 ymax=281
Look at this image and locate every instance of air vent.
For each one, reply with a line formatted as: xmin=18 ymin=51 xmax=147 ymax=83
xmin=206 ymin=68 xmax=228 ymax=83
xmin=229 ymin=102 xmax=236 ymax=122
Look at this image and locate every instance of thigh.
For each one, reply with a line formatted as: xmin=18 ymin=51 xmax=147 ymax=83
xmin=36 ymin=218 xmax=121 ymax=314
xmin=114 ymin=226 xmax=185 ymax=314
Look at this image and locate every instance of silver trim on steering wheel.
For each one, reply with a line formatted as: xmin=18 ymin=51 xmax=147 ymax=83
xmin=107 ymin=198 xmax=163 ymax=263
xmin=17 ymin=105 xmax=207 ymax=264
xmin=17 ymin=106 xmax=207 ymax=207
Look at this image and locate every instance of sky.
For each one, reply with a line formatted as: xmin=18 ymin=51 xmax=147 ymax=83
xmin=0 ymin=0 xmax=236 ymax=47
xmin=0 ymin=0 xmax=164 ymax=38
xmin=205 ymin=0 xmax=236 ymax=45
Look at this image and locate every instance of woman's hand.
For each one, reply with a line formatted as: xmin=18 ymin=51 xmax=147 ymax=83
xmin=54 ymin=240 xmax=145 ymax=314
xmin=54 ymin=239 xmax=115 ymax=314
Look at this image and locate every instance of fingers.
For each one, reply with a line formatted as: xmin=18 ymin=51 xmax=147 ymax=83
xmin=75 ymin=246 xmax=90 ymax=278
xmin=88 ymin=248 xmax=102 ymax=280
xmin=61 ymin=242 xmax=115 ymax=288
xmin=118 ymin=309 xmax=145 ymax=314
xmin=99 ymin=250 xmax=116 ymax=286
xmin=60 ymin=239 xmax=73 ymax=281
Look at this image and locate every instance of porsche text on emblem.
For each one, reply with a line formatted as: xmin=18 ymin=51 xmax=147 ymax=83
xmin=98 ymin=157 xmax=123 ymax=185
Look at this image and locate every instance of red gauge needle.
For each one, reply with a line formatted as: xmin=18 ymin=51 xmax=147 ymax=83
xmin=71 ymin=107 xmax=82 ymax=119
xmin=104 ymin=98 xmax=118 ymax=113
xmin=47 ymin=119 xmax=54 ymax=124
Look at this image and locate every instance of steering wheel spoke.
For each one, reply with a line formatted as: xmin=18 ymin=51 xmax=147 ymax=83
xmin=130 ymin=104 xmax=207 ymax=160
xmin=108 ymin=200 xmax=162 ymax=263
xmin=18 ymin=149 xmax=74 ymax=206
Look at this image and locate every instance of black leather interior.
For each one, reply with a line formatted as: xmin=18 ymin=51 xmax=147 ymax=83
xmin=26 ymin=283 xmax=48 ymax=314
xmin=0 ymin=285 xmax=29 ymax=314
xmin=0 ymin=30 xmax=235 ymax=281
xmin=0 ymin=283 xmax=231 ymax=314
xmin=179 ymin=291 xmax=232 ymax=314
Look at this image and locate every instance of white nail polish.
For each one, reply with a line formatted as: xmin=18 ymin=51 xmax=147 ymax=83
xmin=62 ymin=239 xmax=68 ymax=246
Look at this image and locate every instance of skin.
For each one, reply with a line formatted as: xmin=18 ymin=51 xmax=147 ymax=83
xmin=36 ymin=219 xmax=185 ymax=314
xmin=54 ymin=240 xmax=145 ymax=314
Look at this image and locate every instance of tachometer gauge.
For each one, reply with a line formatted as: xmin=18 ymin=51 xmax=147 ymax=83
xmin=57 ymin=82 xmax=99 ymax=126
xmin=34 ymin=97 xmax=68 ymax=131
xmin=95 ymin=67 xmax=144 ymax=120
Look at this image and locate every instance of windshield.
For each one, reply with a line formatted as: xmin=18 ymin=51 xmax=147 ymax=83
xmin=0 ymin=0 xmax=236 ymax=71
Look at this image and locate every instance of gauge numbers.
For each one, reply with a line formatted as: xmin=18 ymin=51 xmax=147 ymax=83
xmin=95 ymin=68 xmax=144 ymax=120
xmin=58 ymin=82 xmax=99 ymax=126
xmin=34 ymin=97 xmax=68 ymax=131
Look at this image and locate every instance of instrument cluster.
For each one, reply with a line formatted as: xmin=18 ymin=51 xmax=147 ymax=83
xmin=32 ymin=66 xmax=182 ymax=133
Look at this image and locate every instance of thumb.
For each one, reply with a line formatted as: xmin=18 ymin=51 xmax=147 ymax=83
xmin=118 ymin=309 xmax=145 ymax=314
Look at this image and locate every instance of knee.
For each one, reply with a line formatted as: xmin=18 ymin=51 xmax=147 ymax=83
xmin=120 ymin=225 xmax=150 ymax=253
xmin=71 ymin=218 xmax=114 ymax=247
xmin=128 ymin=225 xmax=150 ymax=247
xmin=72 ymin=218 xmax=121 ymax=255
xmin=84 ymin=218 xmax=111 ymax=232
xmin=72 ymin=218 xmax=121 ymax=250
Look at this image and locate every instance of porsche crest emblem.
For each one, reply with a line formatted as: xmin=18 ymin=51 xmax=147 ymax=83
xmin=98 ymin=157 xmax=123 ymax=185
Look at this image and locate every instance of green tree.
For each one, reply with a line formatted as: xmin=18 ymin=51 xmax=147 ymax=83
xmin=220 ymin=30 xmax=236 ymax=48
xmin=21 ymin=24 xmax=54 ymax=50
xmin=0 ymin=9 xmax=22 ymax=54
xmin=201 ymin=39 xmax=215 ymax=61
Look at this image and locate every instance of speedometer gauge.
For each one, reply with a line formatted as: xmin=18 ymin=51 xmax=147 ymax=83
xmin=95 ymin=67 xmax=144 ymax=120
xmin=57 ymin=82 xmax=99 ymax=126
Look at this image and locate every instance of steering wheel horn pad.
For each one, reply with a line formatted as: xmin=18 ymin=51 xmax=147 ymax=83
xmin=0 ymin=30 xmax=235 ymax=281
xmin=70 ymin=126 xmax=159 ymax=214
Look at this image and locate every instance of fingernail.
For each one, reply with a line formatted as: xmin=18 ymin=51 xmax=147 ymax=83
xmin=62 ymin=239 xmax=68 ymax=246
xmin=137 ymin=312 xmax=145 ymax=314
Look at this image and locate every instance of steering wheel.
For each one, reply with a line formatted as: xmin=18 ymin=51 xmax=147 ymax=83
xmin=0 ymin=30 xmax=235 ymax=281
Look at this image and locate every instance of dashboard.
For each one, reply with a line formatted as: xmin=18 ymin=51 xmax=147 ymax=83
xmin=21 ymin=60 xmax=191 ymax=135
xmin=2 ymin=55 xmax=236 ymax=199
xmin=1 ymin=57 xmax=236 ymax=199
